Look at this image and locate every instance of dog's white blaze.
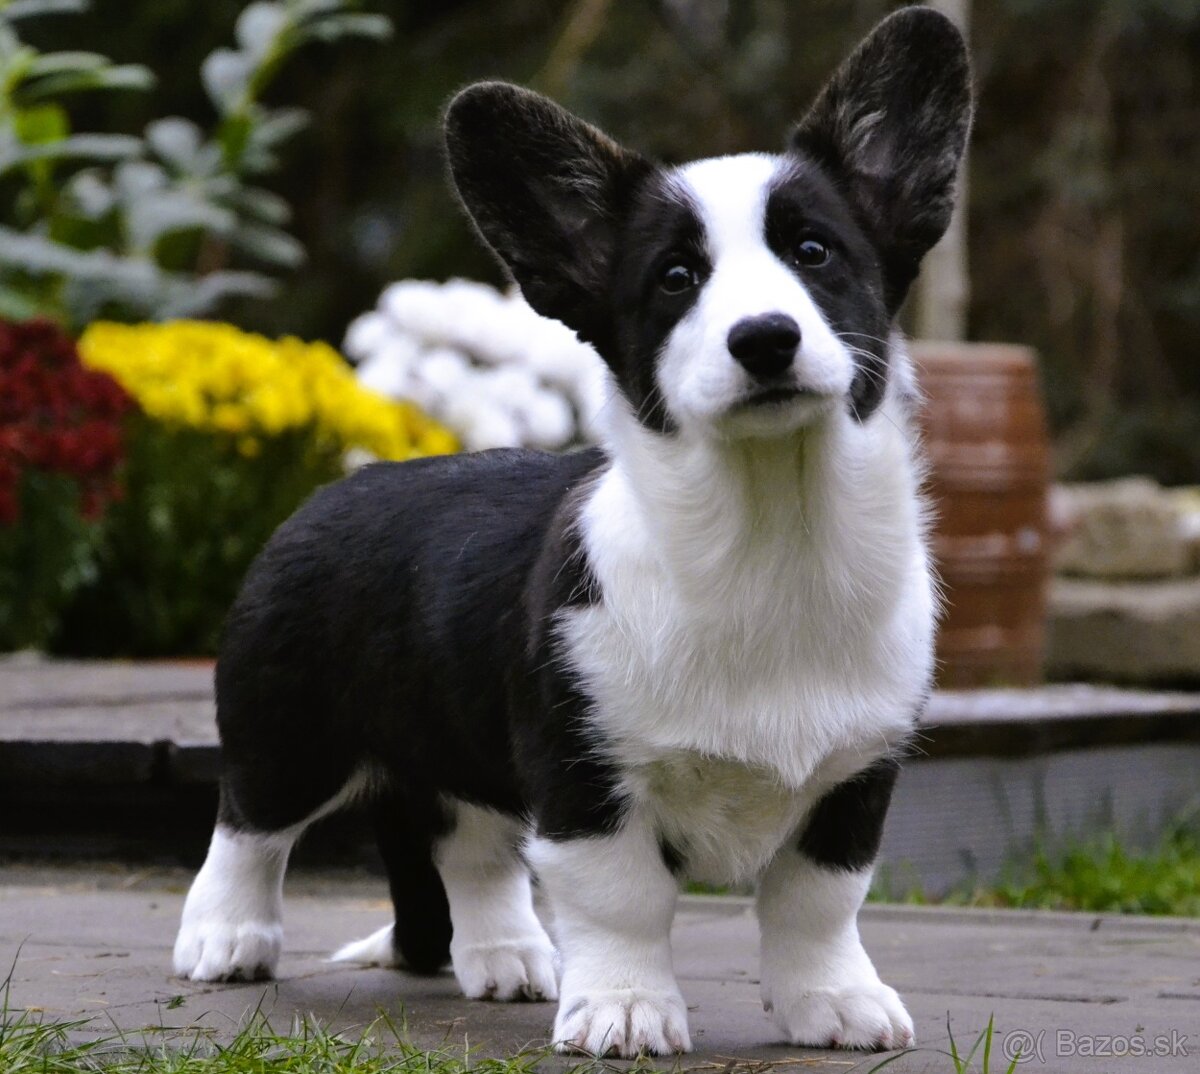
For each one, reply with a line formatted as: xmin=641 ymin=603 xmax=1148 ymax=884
xmin=569 ymin=342 xmax=935 ymax=884
xmin=656 ymin=153 xmax=856 ymax=429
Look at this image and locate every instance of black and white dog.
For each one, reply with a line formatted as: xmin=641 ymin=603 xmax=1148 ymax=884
xmin=173 ymin=7 xmax=971 ymax=1057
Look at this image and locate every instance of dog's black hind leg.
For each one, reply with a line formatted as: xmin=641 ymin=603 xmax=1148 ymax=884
xmin=172 ymin=757 xmax=367 ymax=982
xmin=172 ymin=663 xmax=370 ymax=983
xmin=330 ymin=787 xmax=453 ymax=974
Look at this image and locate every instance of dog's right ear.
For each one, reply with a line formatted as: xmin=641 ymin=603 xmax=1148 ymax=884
xmin=791 ymin=7 xmax=973 ymax=314
xmin=445 ymin=82 xmax=651 ymax=349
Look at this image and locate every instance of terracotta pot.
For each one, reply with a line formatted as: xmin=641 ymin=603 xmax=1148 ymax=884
xmin=911 ymin=341 xmax=1052 ymax=687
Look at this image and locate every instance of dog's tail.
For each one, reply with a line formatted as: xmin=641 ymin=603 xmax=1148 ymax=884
xmin=330 ymin=921 xmax=399 ymax=966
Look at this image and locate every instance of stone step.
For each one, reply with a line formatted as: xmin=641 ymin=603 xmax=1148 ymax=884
xmin=3 ymin=655 xmax=1198 ymax=893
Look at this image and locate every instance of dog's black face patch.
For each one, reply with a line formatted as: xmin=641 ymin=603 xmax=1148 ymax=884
xmin=764 ymin=160 xmax=891 ymax=420
xmin=604 ymin=174 xmax=710 ymax=433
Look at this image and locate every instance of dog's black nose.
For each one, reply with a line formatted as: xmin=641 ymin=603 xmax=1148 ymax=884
xmin=727 ymin=314 xmax=800 ymax=379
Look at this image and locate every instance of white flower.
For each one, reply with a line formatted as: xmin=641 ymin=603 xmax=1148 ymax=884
xmin=345 ymin=278 xmax=610 ymax=451
xmin=356 ymin=335 xmax=422 ymax=398
xmin=343 ymin=311 xmax=393 ymax=361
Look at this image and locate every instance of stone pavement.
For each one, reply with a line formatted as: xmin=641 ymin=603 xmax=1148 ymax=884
xmin=1 ymin=864 xmax=1197 ymax=1074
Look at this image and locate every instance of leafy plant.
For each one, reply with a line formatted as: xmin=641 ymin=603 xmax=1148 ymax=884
xmin=0 ymin=0 xmax=391 ymax=327
xmin=49 ymin=319 xmax=454 ymax=656
xmin=989 ymin=827 xmax=1200 ymax=915
xmin=52 ymin=419 xmax=351 ymax=655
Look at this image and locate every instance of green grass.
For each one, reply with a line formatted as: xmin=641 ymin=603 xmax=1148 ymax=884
xmin=0 ymin=1005 xmax=1028 ymax=1074
xmin=866 ymin=1016 xmax=1021 ymax=1074
xmin=874 ymin=825 xmax=1200 ymax=916
xmin=0 ymin=961 xmax=590 ymax=1074
xmin=0 ymin=962 xmax=1029 ymax=1074
xmin=0 ymin=1006 xmax=571 ymax=1074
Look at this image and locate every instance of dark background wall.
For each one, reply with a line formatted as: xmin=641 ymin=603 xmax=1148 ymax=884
xmin=22 ymin=0 xmax=1200 ymax=482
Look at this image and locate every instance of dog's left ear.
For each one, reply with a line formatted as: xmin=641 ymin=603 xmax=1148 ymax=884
xmin=445 ymin=82 xmax=651 ymax=349
xmin=792 ymin=7 xmax=973 ymax=313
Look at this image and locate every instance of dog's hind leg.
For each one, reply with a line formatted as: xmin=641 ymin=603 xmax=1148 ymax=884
xmin=173 ymin=767 xmax=367 ymax=982
xmin=436 ymin=800 xmax=558 ymax=1002
xmin=331 ymin=787 xmax=453 ymax=973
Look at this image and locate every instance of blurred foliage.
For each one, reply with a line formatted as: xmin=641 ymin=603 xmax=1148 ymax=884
xmin=0 ymin=0 xmax=391 ymax=327
xmin=0 ymin=316 xmax=131 ymax=650
xmin=878 ymin=822 xmax=1200 ymax=916
xmin=13 ymin=0 xmax=1200 ymax=482
xmin=1 ymin=469 xmax=98 ymax=648
xmin=49 ymin=318 xmax=456 ymax=656
xmin=51 ymin=419 xmax=348 ymax=654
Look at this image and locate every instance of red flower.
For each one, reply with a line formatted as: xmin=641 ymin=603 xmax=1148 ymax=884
xmin=0 ymin=318 xmax=135 ymax=526
xmin=0 ymin=484 xmax=17 ymax=526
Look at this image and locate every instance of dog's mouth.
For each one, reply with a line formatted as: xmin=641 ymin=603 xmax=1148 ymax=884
xmin=738 ymin=385 xmax=813 ymax=409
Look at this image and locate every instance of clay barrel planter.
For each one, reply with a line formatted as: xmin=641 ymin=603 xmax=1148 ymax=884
xmin=910 ymin=341 xmax=1052 ymax=687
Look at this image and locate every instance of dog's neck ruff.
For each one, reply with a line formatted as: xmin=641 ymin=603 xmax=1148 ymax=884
xmin=596 ymin=385 xmax=925 ymax=627
xmin=565 ymin=382 xmax=935 ymax=787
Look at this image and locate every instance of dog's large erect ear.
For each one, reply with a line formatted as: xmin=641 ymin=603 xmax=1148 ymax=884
xmin=792 ymin=7 xmax=973 ymax=313
xmin=445 ymin=82 xmax=651 ymax=346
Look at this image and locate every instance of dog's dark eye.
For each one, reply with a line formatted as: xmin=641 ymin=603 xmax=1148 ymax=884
xmin=659 ymin=261 xmax=700 ymax=294
xmin=793 ymin=237 xmax=831 ymax=268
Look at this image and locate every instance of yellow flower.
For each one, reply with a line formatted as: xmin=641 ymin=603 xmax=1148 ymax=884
xmin=211 ymin=402 xmax=250 ymax=435
xmin=78 ymin=320 xmax=457 ymax=462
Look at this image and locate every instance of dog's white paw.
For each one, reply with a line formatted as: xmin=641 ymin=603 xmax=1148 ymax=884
xmin=173 ymin=917 xmax=282 ymax=982
xmin=767 ymin=980 xmax=914 ymax=1051
xmin=452 ymin=936 xmax=559 ymax=1001
xmin=553 ymin=988 xmax=691 ymax=1057
xmin=174 ymin=826 xmax=289 ymax=982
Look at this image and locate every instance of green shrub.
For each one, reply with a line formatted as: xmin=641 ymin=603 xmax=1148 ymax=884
xmin=0 ymin=0 xmax=390 ymax=328
xmin=47 ymin=318 xmax=455 ymax=656
xmin=52 ymin=418 xmax=345 ymax=655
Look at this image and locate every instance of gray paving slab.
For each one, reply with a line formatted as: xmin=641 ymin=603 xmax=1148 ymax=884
xmin=0 ymin=655 xmax=215 ymax=744
xmin=0 ymin=656 xmax=216 ymax=786
xmin=1 ymin=868 xmax=1197 ymax=1073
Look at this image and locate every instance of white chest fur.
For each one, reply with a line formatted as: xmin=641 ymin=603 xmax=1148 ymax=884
xmin=559 ymin=396 xmax=936 ymax=881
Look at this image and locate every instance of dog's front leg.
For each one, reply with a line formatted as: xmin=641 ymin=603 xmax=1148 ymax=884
xmin=757 ymin=758 xmax=913 ymax=1051
xmin=528 ymin=818 xmax=689 ymax=1057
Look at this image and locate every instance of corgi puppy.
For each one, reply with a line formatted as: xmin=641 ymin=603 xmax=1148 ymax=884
xmin=173 ymin=7 xmax=972 ymax=1057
